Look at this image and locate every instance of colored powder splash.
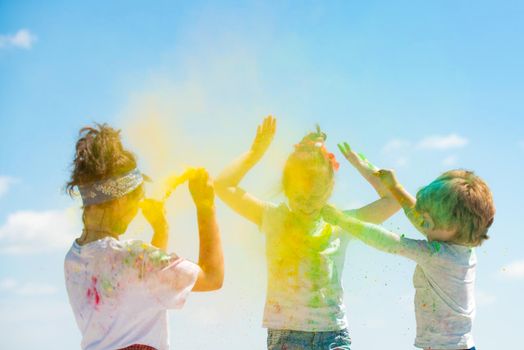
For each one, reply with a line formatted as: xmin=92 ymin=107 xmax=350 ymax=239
xmin=86 ymin=276 xmax=101 ymax=307
xmin=163 ymin=168 xmax=199 ymax=200
xmin=115 ymin=71 xmax=341 ymax=324
xmin=100 ymin=279 xmax=114 ymax=293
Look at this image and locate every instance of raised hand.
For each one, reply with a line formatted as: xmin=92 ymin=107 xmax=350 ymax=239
xmin=337 ymin=142 xmax=378 ymax=172
xmin=188 ymin=168 xmax=215 ymax=209
xmin=250 ymin=115 xmax=276 ymax=158
xmin=372 ymin=169 xmax=399 ymax=189
xmin=140 ymin=198 xmax=168 ymax=231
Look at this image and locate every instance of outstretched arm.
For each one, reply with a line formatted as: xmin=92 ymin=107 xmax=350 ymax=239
xmin=337 ymin=142 xmax=400 ymax=224
xmin=214 ymin=115 xmax=276 ymax=226
xmin=373 ymin=169 xmax=426 ymax=234
xmin=322 ymin=205 xmax=437 ymax=262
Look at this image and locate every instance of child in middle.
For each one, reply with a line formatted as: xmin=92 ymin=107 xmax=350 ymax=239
xmin=215 ymin=116 xmax=400 ymax=350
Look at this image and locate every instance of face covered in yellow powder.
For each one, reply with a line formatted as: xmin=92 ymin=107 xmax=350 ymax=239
xmin=284 ymin=163 xmax=334 ymax=218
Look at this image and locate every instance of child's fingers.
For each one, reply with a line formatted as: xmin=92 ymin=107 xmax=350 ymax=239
xmin=264 ymin=115 xmax=272 ymax=129
xmin=336 ymin=142 xmax=353 ymax=158
xmin=373 ymin=169 xmax=388 ymax=177
xmin=337 ymin=143 xmax=348 ymax=157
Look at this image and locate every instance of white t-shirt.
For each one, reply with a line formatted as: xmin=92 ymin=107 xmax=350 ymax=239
xmin=260 ymin=203 xmax=351 ymax=332
xmin=360 ymin=224 xmax=476 ymax=349
xmin=64 ymin=237 xmax=199 ymax=350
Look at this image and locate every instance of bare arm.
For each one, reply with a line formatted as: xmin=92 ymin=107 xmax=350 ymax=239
xmin=150 ymin=226 xmax=168 ymax=251
xmin=337 ymin=142 xmax=400 ymax=223
xmin=140 ymin=199 xmax=169 ymax=251
xmin=214 ymin=116 xmax=276 ymax=227
xmin=188 ymin=169 xmax=224 ymax=292
xmin=322 ymin=205 xmax=437 ymax=262
xmin=349 ymin=197 xmax=401 ymax=224
xmin=192 ymin=203 xmax=224 ymax=292
xmin=373 ymin=169 xmax=426 ymax=234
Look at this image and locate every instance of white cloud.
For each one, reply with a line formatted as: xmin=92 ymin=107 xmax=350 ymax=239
xmin=381 ymin=139 xmax=411 ymax=154
xmin=501 ymin=260 xmax=524 ymax=279
xmin=0 ymin=208 xmax=80 ymax=254
xmin=417 ymin=134 xmax=469 ymax=150
xmin=0 ymin=176 xmax=18 ymax=198
xmin=442 ymin=155 xmax=459 ymax=166
xmin=0 ymin=278 xmax=57 ymax=296
xmin=0 ymin=29 xmax=37 ymax=50
xmin=394 ymin=156 xmax=409 ymax=167
xmin=381 ymin=139 xmax=411 ymax=167
xmin=381 ymin=134 xmax=468 ymax=168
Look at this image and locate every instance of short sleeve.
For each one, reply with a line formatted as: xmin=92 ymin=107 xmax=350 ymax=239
xmin=124 ymin=241 xmax=200 ymax=309
xmin=358 ymin=224 xmax=442 ymax=265
xmin=259 ymin=202 xmax=289 ymax=235
xmin=394 ymin=236 xmax=444 ymax=264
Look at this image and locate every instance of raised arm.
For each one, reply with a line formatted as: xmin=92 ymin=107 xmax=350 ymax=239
xmin=140 ymin=170 xmax=223 ymax=293
xmin=214 ymin=115 xmax=276 ymax=226
xmin=140 ymin=199 xmax=170 ymax=251
xmin=337 ymin=142 xmax=400 ymax=224
xmin=188 ymin=169 xmax=224 ymax=292
xmin=373 ymin=169 xmax=427 ymax=234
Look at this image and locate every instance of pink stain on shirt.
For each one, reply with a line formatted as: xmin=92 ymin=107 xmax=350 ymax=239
xmin=86 ymin=276 xmax=101 ymax=307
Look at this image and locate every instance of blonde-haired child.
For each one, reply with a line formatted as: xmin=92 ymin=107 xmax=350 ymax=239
xmin=215 ymin=116 xmax=400 ymax=349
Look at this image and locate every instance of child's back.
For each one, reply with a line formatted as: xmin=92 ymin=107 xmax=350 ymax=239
xmin=407 ymin=240 xmax=476 ymax=348
xmin=64 ymin=237 xmax=199 ymax=350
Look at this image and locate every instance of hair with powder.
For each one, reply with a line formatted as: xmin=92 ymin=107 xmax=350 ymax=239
xmin=66 ymin=123 xmax=141 ymax=205
xmin=282 ymin=125 xmax=339 ymax=197
xmin=415 ymin=169 xmax=495 ymax=246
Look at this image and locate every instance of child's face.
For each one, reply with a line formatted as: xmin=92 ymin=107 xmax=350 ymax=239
xmin=417 ymin=211 xmax=458 ymax=242
xmin=285 ymin=167 xmax=333 ymax=217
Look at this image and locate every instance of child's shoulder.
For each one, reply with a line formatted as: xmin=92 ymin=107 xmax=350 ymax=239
xmin=263 ymin=202 xmax=290 ymax=220
xmin=260 ymin=202 xmax=291 ymax=233
xmin=423 ymin=240 xmax=476 ymax=266
xmin=119 ymin=239 xmax=162 ymax=254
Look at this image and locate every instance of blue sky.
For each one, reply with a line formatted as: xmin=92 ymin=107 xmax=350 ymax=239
xmin=1 ymin=1 xmax=523 ymax=349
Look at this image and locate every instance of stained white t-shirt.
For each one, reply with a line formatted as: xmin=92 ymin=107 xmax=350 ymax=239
xmin=260 ymin=203 xmax=352 ymax=332
xmin=360 ymin=224 xmax=476 ymax=350
xmin=64 ymin=237 xmax=199 ymax=350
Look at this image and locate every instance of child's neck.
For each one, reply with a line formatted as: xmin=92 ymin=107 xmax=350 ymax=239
xmin=291 ymin=209 xmax=322 ymax=228
xmin=76 ymin=227 xmax=120 ymax=246
xmin=77 ymin=208 xmax=122 ymax=245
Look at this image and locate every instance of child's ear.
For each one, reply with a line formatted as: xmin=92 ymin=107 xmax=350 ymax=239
xmin=422 ymin=212 xmax=435 ymax=230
